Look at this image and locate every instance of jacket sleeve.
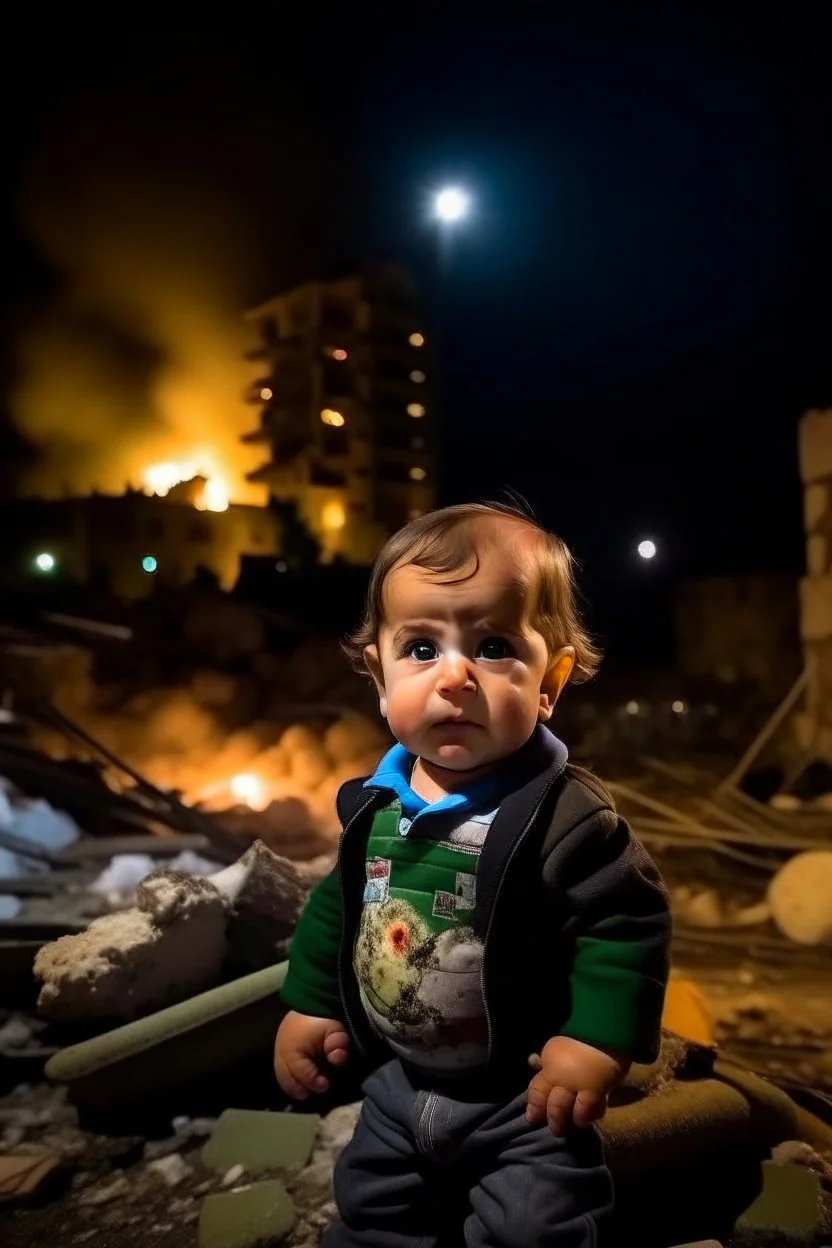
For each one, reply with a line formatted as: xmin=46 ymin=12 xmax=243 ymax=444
xmin=548 ymin=806 xmax=672 ymax=1065
xmin=280 ymin=867 xmax=344 ymax=1019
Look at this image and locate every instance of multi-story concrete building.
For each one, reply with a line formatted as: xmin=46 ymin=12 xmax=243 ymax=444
xmin=243 ymin=265 xmax=435 ymax=563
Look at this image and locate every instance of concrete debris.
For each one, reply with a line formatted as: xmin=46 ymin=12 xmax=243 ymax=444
xmin=198 ymin=1179 xmax=296 ymax=1248
xmin=202 ymin=1108 xmax=320 ymax=1174
xmin=221 ymin=1163 xmax=245 ymax=1187
xmin=213 ymin=839 xmax=309 ymax=966
xmin=0 ymin=1015 xmax=36 ymax=1051
xmin=78 ymin=1172 xmax=131 ymax=1205
xmin=284 ymin=1103 xmax=359 ymax=1248
xmin=146 ymin=1151 xmax=193 ymax=1186
xmin=30 ymin=840 xmax=310 ymax=1022
xmin=737 ymin=1159 xmax=824 ymax=1236
xmin=0 ymin=775 xmax=81 ymax=916
xmin=89 ymin=849 xmax=222 ymax=907
xmin=33 ymin=870 xmax=227 ymax=1020
xmin=768 ymin=851 xmax=832 ymax=945
xmin=0 ymin=777 xmax=81 ymax=862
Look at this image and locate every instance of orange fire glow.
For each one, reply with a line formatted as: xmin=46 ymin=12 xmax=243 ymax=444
xmin=144 ymin=459 xmax=230 ymax=512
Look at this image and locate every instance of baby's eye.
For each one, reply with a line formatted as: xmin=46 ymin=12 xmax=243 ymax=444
xmin=476 ymin=636 xmax=514 ymax=661
xmin=404 ymin=639 xmax=438 ymax=663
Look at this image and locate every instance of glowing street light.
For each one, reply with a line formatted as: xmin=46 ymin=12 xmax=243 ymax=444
xmin=141 ymin=554 xmax=158 ymax=574
xmin=637 ymin=539 xmax=657 ymax=561
xmin=434 ymin=187 xmax=470 ymax=223
xmin=34 ymin=552 xmax=56 ymax=573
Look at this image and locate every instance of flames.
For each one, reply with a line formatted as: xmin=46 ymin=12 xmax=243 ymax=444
xmin=144 ymin=459 xmax=229 ymax=512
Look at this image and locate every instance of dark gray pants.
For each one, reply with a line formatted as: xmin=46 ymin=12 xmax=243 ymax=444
xmin=322 ymin=1060 xmax=613 ymax=1248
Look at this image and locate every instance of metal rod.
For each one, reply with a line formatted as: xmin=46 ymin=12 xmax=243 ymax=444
xmin=716 ymin=661 xmax=813 ymax=795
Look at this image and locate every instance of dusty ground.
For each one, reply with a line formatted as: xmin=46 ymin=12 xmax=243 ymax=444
xmin=2 ymin=946 xmax=832 ymax=1248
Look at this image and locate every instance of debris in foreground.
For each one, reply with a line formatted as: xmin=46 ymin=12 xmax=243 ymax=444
xmin=34 ymin=873 xmax=228 ymax=1020
xmin=198 ymin=1179 xmax=295 ymax=1248
xmin=201 ymin=1108 xmax=319 ymax=1175
xmin=31 ymin=839 xmax=308 ymax=1021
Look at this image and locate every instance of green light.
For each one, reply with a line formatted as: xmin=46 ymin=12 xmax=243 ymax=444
xmin=34 ymin=552 xmax=56 ymax=573
xmin=141 ymin=555 xmax=158 ymax=574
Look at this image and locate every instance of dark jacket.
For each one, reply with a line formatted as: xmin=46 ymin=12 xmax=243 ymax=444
xmin=281 ymin=727 xmax=672 ymax=1078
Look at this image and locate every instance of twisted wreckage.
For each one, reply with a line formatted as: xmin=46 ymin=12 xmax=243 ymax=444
xmin=2 ymin=696 xmax=832 ymax=1245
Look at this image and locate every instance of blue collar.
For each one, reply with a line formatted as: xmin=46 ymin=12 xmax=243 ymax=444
xmin=363 ymin=723 xmax=567 ymax=824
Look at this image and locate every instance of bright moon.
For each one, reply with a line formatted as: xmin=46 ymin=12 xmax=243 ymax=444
xmin=637 ymin=539 xmax=657 ymax=560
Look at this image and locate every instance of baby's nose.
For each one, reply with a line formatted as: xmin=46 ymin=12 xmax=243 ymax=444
xmin=436 ymin=653 xmax=474 ymax=690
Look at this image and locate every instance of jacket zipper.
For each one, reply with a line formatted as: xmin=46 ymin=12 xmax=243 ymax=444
xmin=336 ymin=790 xmax=379 ymax=1059
xmin=480 ymin=766 xmax=567 ymax=1063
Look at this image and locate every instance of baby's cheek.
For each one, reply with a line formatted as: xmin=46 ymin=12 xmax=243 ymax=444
xmin=386 ymin=684 xmax=427 ymax=737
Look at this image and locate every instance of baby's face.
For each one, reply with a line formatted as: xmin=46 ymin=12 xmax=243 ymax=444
xmin=366 ymin=524 xmax=569 ymax=774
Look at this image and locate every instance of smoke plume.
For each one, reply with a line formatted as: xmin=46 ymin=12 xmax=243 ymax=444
xmin=11 ymin=28 xmax=328 ymax=501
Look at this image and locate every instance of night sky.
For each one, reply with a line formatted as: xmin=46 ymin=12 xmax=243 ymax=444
xmin=2 ymin=3 xmax=831 ymax=660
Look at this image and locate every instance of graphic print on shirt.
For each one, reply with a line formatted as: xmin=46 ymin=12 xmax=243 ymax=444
xmin=353 ymin=805 xmax=493 ymax=1071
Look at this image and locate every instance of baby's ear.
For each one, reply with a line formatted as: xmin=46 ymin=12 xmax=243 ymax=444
xmin=539 ymin=647 xmax=575 ymax=720
xmin=364 ymin=644 xmax=388 ymax=719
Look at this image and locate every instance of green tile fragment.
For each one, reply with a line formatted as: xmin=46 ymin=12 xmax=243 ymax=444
xmin=198 ymin=1179 xmax=295 ymax=1248
xmin=202 ymin=1108 xmax=319 ymax=1174
xmin=737 ymin=1160 xmax=821 ymax=1235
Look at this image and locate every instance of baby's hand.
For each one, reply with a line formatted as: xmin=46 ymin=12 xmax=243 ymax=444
xmin=274 ymin=1010 xmax=351 ymax=1100
xmin=525 ymin=1035 xmax=629 ymax=1136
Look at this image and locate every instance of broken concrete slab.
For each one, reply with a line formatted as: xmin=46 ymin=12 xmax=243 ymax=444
xmin=736 ymin=1159 xmax=823 ymax=1237
xmin=202 ymin=1108 xmax=319 ymax=1175
xmin=34 ymin=872 xmax=227 ymax=1021
xmin=198 ymin=1178 xmax=295 ymax=1248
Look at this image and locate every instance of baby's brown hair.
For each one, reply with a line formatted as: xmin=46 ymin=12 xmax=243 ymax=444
xmin=344 ymin=499 xmax=601 ymax=684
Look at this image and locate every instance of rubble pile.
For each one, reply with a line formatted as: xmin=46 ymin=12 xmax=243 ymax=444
xmin=0 ymin=1075 xmax=359 ymax=1248
xmin=32 ymin=840 xmax=310 ymax=1022
xmin=0 ymin=776 xmax=82 ymax=920
xmin=34 ymin=874 xmax=228 ymax=1021
xmin=27 ymin=640 xmax=387 ymax=842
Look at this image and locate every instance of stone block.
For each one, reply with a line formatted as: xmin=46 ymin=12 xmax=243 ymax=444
xmin=799 ymin=408 xmax=832 ymax=484
xmin=202 ymin=1109 xmax=319 ymax=1175
xmin=736 ymin=1159 xmax=822 ymax=1236
xmin=799 ymin=576 xmax=832 ymax=641
xmin=804 ymin=481 xmax=828 ymax=531
xmin=198 ymin=1179 xmax=295 ymax=1248
xmin=808 ymin=534 xmax=828 ymax=577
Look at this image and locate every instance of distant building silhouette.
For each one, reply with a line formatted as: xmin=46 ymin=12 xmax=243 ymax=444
xmin=243 ymin=264 xmax=436 ymax=564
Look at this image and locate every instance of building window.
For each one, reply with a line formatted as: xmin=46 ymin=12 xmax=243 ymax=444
xmin=410 ymin=369 xmax=426 ymax=384
xmin=321 ymin=408 xmax=345 ymax=427
xmin=407 ymin=403 xmax=425 ymax=418
xmin=409 ymin=466 xmax=427 ymax=481
xmin=409 ymin=332 xmax=425 ymax=348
